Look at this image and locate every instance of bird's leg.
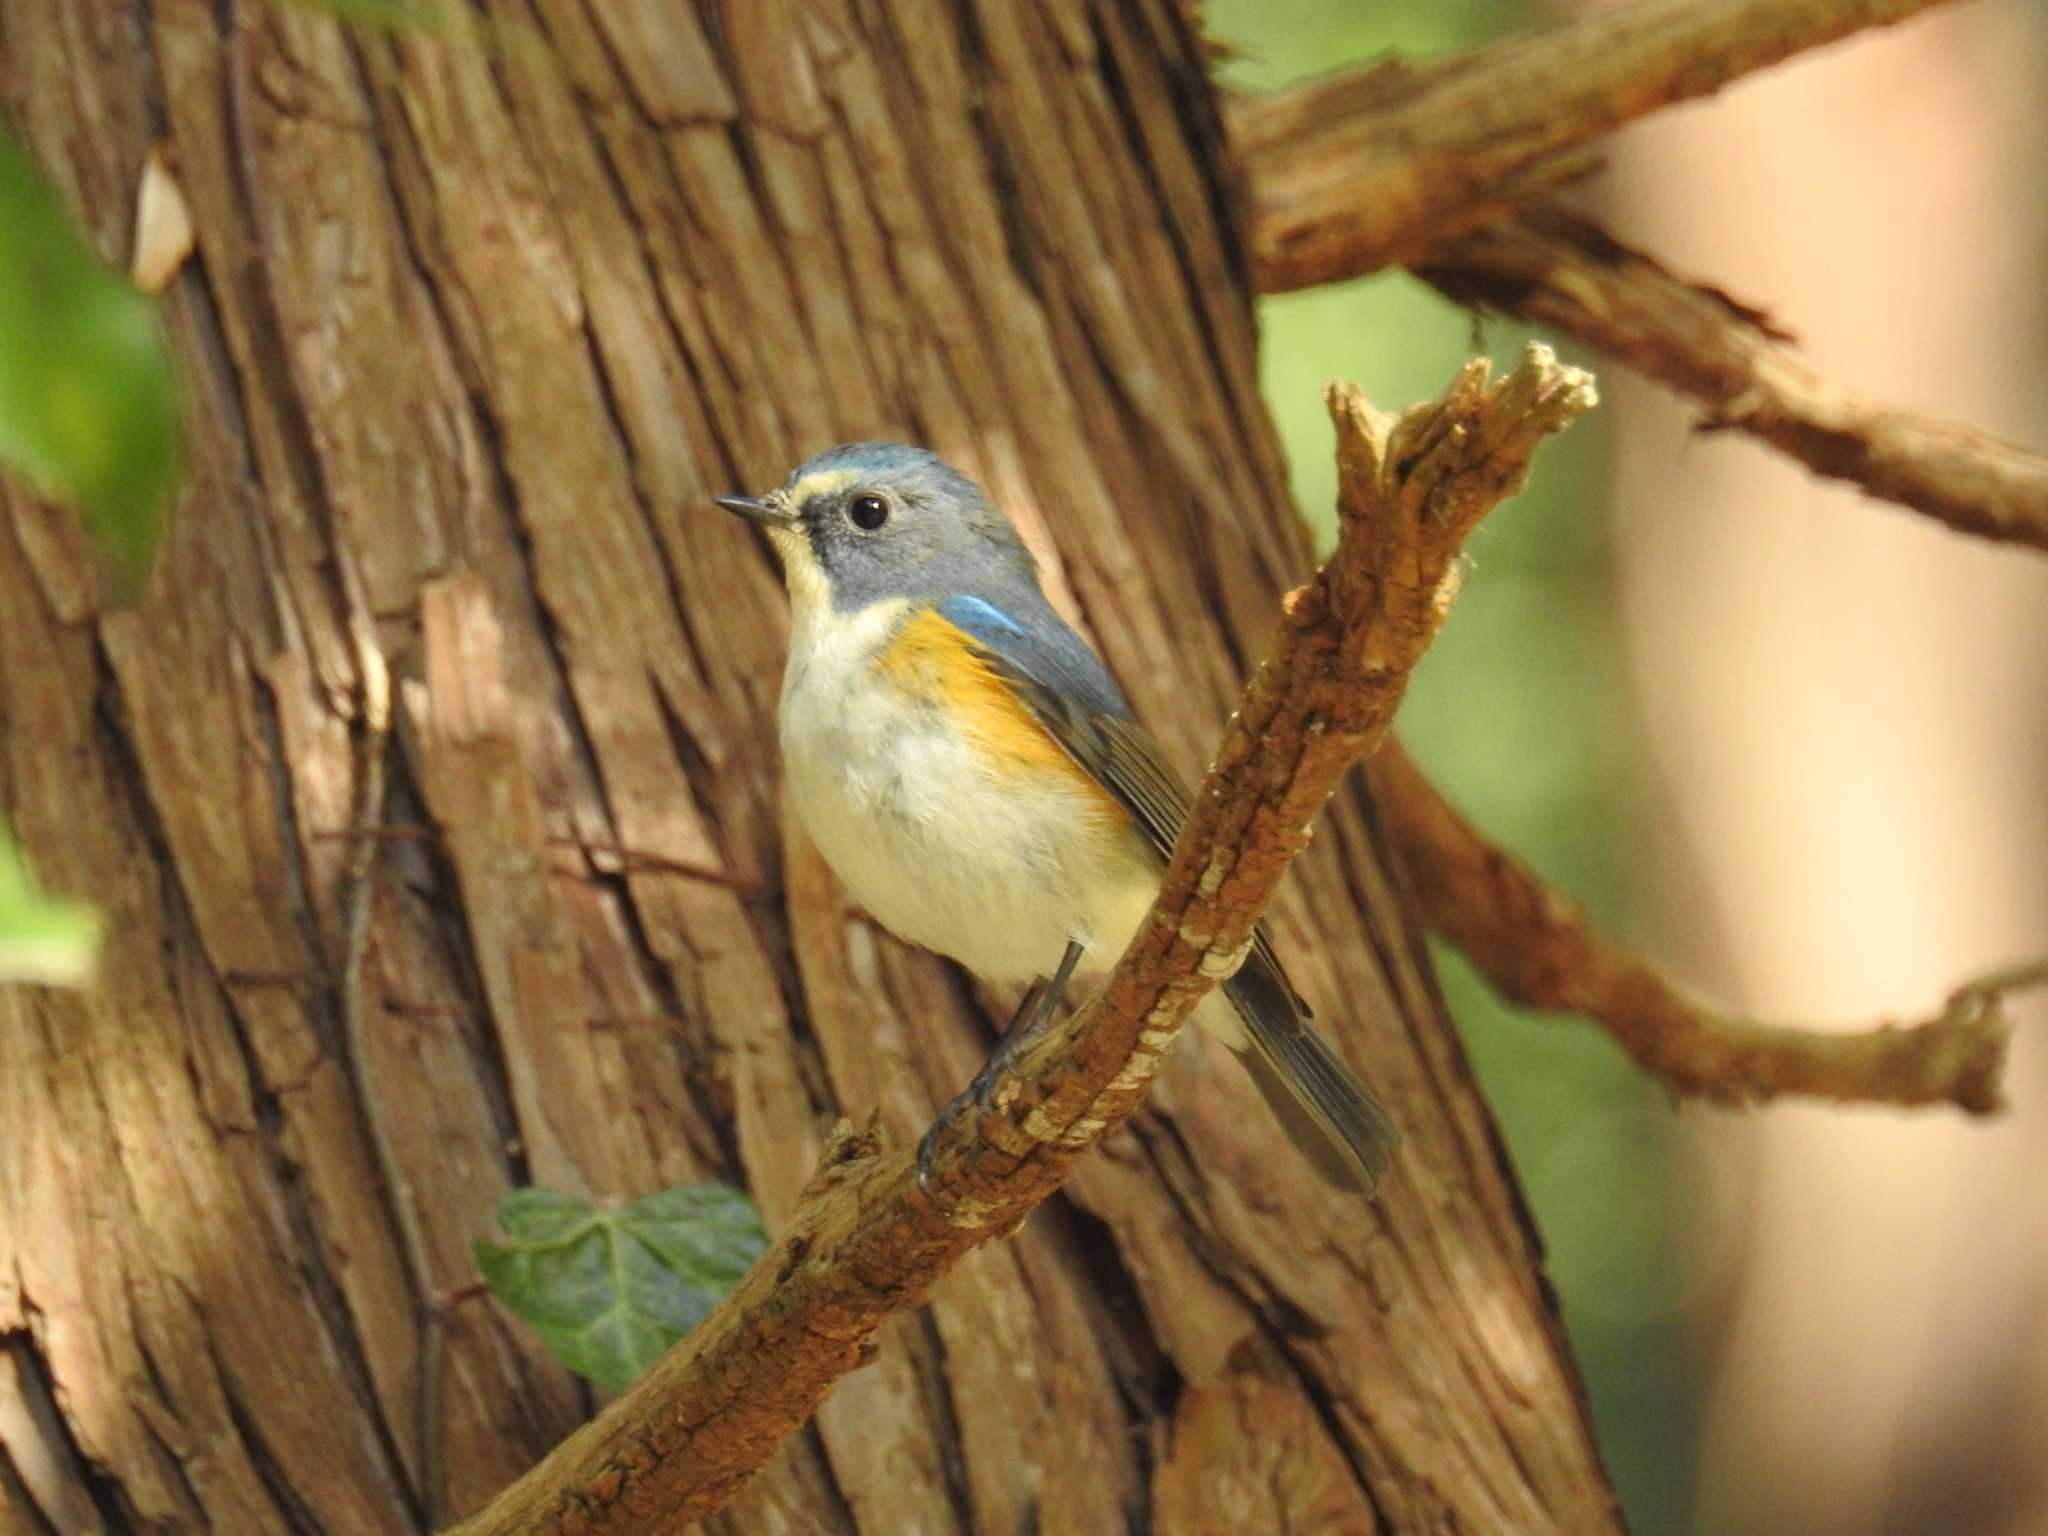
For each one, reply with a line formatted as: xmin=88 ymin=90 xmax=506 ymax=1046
xmin=917 ymin=940 xmax=1086 ymax=1191
xmin=976 ymin=939 xmax=1084 ymax=1105
xmin=1035 ymin=938 xmax=1084 ymax=1029
xmin=917 ymin=979 xmax=1045 ymax=1190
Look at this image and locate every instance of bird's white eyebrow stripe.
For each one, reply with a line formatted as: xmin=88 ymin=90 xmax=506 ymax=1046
xmin=788 ymin=467 xmax=860 ymax=503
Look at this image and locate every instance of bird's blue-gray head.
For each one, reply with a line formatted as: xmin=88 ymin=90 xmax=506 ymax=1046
xmin=717 ymin=443 xmax=1042 ymax=617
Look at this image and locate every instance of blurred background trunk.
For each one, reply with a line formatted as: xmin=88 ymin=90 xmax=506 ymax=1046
xmin=1603 ymin=5 xmax=2048 ymax=1533
xmin=0 ymin=2 xmax=1619 ymax=1532
xmin=1209 ymin=3 xmax=2048 ymax=1533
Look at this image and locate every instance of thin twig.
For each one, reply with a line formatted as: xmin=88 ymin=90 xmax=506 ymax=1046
xmin=1228 ymin=0 xmax=1956 ymax=293
xmin=311 ymin=823 xmax=435 ymax=842
xmin=439 ymin=345 xmax=1597 ymax=1535
xmin=1371 ymin=739 xmax=2027 ymax=1113
xmin=416 ymin=1282 xmax=491 ymax=1530
xmin=1415 ymin=206 xmax=2048 ymax=554
xmin=544 ymin=834 xmax=777 ymax=897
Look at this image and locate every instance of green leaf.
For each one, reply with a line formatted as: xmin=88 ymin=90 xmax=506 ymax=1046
xmin=0 ymin=831 xmax=99 ymax=987
xmin=0 ymin=126 xmax=178 ymax=587
xmin=475 ymin=1183 xmax=768 ymax=1392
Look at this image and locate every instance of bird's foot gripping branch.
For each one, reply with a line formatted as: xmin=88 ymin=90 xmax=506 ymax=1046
xmin=444 ymin=343 xmax=1596 ymax=1536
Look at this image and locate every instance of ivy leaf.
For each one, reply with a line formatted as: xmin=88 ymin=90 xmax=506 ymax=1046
xmin=0 ymin=126 xmax=178 ymax=589
xmin=475 ymin=1183 xmax=768 ymax=1392
xmin=0 ymin=831 xmax=99 ymax=987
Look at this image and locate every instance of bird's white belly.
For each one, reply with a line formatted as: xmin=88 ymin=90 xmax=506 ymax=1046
xmin=779 ymin=610 xmax=1156 ymax=985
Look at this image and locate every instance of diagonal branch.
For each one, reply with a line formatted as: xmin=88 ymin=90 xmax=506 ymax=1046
xmin=1414 ymin=207 xmax=2048 ymax=554
xmin=1228 ymin=0 xmax=1957 ymax=293
xmin=442 ymin=345 xmax=1597 ymax=1535
xmin=1371 ymin=739 xmax=2028 ymax=1113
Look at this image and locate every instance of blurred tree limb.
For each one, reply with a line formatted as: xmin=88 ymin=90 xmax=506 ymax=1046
xmin=1229 ymin=0 xmax=1957 ymax=291
xmin=444 ymin=347 xmax=1598 ymax=1534
xmin=1415 ymin=208 xmax=2048 ymax=554
xmin=1373 ymin=739 xmax=2030 ymax=1114
xmin=1228 ymin=0 xmax=2048 ymax=555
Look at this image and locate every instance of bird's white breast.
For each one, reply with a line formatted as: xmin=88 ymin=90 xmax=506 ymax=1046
xmin=777 ymin=599 xmax=1157 ymax=986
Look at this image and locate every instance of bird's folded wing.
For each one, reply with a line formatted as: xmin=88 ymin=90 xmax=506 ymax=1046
xmin=933 ymin=594 xmax=1398 ymax=1192
xmin=933 ymin=595 xmax=1306 ymax=1016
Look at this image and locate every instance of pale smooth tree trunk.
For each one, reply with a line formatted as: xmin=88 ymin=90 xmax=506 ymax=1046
xmin=1604 ymin=4 xmax=2048 ymax=1532
xmin=0 ymin=2 xmax=1620 ymax=1531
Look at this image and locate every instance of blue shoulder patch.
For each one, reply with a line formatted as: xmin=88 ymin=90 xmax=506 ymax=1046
xmin=934 ymin=593 xmax=1131 ymax=722
xmin=936 ymin=594 xmax=1026 ymax=645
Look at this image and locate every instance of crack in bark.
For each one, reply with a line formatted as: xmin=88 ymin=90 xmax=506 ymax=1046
xmin=6 ymin=1327 xmax=140 ymax=1536
xmin=906 ymin=1310 xmax=984 ymax=1536
xmin=84 ymin=648 xmax=423 ymax=1523
xmin=4 ymin=1328 xmax=135 ymax=1535
xmin=558 ymin=798 xmax=749 ymax=1181
xmin=1087 ymin=1 xmax=1276 ymax=516
xmin=217 ymin=7 xmax=363 ymax=670
xmin=202 ymin=1329 xmax=343 ymax=1536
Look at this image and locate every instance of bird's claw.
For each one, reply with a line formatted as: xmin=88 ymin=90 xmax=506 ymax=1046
xmin=915 ymin=1034 xmax=1024 ymax=1191
xmin=915 ymin=969 xmax=1065 ymax=1194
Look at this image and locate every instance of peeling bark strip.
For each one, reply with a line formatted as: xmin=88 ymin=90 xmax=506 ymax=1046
xmin=1416 ymin=208 xmax=2048 ymax=555
xmin=4 ymin=4 xmax=1621 ymax=1533
xmin=1372 ymin=741 xmax=2026 ymax=1113
xmin=1229 ymin=0 xmax=1960 ymax=291
xmin=445 ymin=347 xmax=1598 ymax=1535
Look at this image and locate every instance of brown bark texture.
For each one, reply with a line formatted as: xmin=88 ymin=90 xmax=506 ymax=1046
xmin=2 ymin=4 xmax=1615 ymax=1535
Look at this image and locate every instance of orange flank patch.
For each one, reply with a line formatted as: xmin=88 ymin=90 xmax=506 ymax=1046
xmin=876 ymin=610 xmax=1117 ymax=806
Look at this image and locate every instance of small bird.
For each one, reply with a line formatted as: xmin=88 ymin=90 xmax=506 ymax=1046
xmin=718 ymin=443 xmax=1398 ymax=1192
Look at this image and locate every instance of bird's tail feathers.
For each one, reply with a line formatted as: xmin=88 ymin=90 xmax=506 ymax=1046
xmin=1224 ymin=961 xmax=1399 ymax=1194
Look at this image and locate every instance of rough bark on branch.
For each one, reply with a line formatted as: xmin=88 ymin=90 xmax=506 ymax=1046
xmin=1416 ymin=207 xmax=2048 ymax=554
xmin=446 ymin=347 xmax=1600 ymax=1535
xmin=1373 ymin=740 xmax=2026 ymax=1113
xmin=1228 ymin=0 xmax=1956 ymax=293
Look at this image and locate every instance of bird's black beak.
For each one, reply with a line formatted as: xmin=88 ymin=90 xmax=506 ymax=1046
xmin=715 ymin=494 xmax=798 ymax=528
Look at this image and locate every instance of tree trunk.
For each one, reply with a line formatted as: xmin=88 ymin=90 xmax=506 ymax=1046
xmin=0 ymin=2 xmax=1620 ymax=1532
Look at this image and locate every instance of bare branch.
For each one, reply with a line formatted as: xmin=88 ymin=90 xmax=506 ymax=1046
xmin=1230 ymin=0 xmax=1956 ymax=293
xmin=1230 ymin=0 xmax=2048 ymax=556
xmin=1416 ymin=207 xmax=2048 ymax=554
xmin=442 ymin=346 xmax=1596 ymax=1535
xmin=1371 ymin=740 xmax=2026 ymax=1113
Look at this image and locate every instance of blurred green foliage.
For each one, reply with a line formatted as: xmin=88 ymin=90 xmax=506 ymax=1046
xmin=1210 ymin=3 xmax=1701 ymax=1529
xmin=276 ymin=0 xmax=446 ymax=27
xmin=0 ymin=836 xmax=99 ymax=988
xmin=0 ymin=120 xmax=185 ymax=987
xmin=0 ymin=124 xmax=176 ymax=586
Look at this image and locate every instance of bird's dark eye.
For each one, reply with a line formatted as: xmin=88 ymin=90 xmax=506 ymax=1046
xmin=847 ymin=493 xmax=890 ymax=531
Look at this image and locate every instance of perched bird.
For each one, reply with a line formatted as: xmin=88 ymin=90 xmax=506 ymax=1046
xmin=717 ymin=443 xmax=1399 ymax=1192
